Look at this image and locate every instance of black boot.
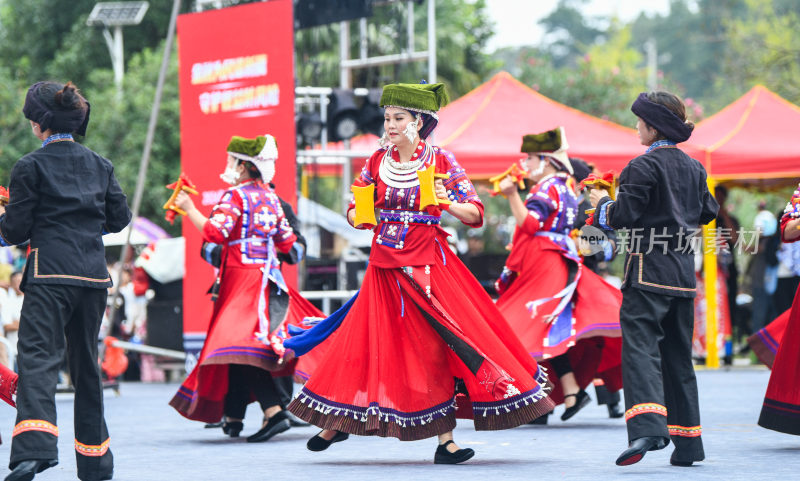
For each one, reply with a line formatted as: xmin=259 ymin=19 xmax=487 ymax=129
xmin=246 ymin=411 xmax=290 ymax=443
xmin=615 ymin=436 xmax=668 ymax=466
xmin=561 ymin=390 xmax=591 ymax=421
xmin=434 ymin=440 xmax=475 ymax=465
xmin=5 ymin=459 xmax=58 ymax=481
xmin=607 ymin=402 xmax=624 ymax=419
xmin=670 ymin=448 xmax=704 ymax=467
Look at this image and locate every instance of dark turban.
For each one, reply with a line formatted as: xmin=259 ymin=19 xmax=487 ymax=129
xmin=23 ymin=82 xmax=91 ymax=136
xmin=631 ymin=92 xmax=692 ymax=143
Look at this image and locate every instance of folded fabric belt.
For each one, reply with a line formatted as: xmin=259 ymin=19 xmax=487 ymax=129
xmin=379 ymin=209 xmax=440 ymax=225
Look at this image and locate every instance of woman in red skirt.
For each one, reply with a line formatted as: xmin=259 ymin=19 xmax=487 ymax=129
xmin=758 ymin=183 xmax=800 ymax=435
xmin=169 ymin=134 xmax=317 ymax=443
xmin=495 ymin=128 xmax=622 ymax=423
xmin=748 ymin=308 xmax=791 ymax=367
xmin=286 ymin=82 xmax=555 ymax=464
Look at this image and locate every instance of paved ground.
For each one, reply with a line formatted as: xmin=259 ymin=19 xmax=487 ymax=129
xmin=0 ymin=367 xmax=797 ymax=480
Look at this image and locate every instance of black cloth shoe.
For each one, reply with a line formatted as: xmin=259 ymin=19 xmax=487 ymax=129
xmin=5 ymin=459 xmax=58 ymax=481
xmin=615 ymin=436 xmax=668 ymax=466
xmin=607 ymin=402 xmax=624 ymax=419
xmin=434 ymin=440 xmax=475 ymax=465
xmin=222 ymin=421 xmax=243 ymax=438
xmin=561 ymin=390 xmax=591 ymax=421
xmin=285 ymin=411 xmax=311 ymax=427
xmin=307 ymin=430 xmax=349 ymax=452
xmin=246 ymin=411 xmax=290 ymax=443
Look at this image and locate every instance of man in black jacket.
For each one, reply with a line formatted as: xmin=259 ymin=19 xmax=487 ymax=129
xmin=590 ymin=91 xmax=718 ymax=468
xmin=0 ymin=81 xmax=131 ymax=481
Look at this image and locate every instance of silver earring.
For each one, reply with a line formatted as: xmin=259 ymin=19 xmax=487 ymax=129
xmin=379 ymin=131 xmax=390 ymax=148
xmin=403 ymin=118 xmax=419 ymax=143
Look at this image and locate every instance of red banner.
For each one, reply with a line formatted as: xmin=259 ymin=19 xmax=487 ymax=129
xmin=177 ymin=0 xmax=295 ymax=353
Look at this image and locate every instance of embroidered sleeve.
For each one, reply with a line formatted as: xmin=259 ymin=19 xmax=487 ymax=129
xmin=347 ymin=150 xmax=381 ymax=213
xmin=437 ymin=149 xmax=484 ymax=227
xmin=202 ymin=189 xmax=243 ymax=244
xmin=519 ymin=182 xmax=557 ymax=235
xmin=781 ymin=183 xmax=800 ymax=243
xmin=271 ymin=196 xmax=297 ymax=253
xmin=440 ymin=150 xmax=480 ymax=204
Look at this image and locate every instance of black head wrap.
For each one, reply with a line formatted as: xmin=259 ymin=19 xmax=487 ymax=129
xmin=570 ymin=157 xmax=592 ymax=184
xmin=23 ymin=81 xmax=91 ymax=136
xmin=630 ymin=92 xmax=693 ymax=143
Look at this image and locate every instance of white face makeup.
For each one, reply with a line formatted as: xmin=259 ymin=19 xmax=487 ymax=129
xmin=525 ymin=153 xmax=548 ymax=181
xmin=220 ymin=154 xmax=241 ymax=185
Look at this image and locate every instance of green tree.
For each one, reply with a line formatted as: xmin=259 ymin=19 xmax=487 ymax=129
xmin=295 ymin=0 xmax=499 ymax=97
xmin=0 ymin=0 xmax=187 ymax=87
xmin=717 ymin=0 xmax=800 ymax=107
xmin=82 ymin=41 xmax=182 ymax=235
xmin=538 ymin=0 xmax=605 ymax=67
xmin=629 ymin=0 xmax=747 ymax=111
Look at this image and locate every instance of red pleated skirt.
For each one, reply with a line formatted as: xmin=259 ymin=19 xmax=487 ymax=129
xmin=496 ymin=236 xmax=622 ymax=404
xmin=288 ymin=236 xmax=555 ymax=441
xmin=170 ymin=265 xmax=324 ymax=423
xmin=748 ymin=308 xmax=791 ymax=368
xmin=758 ymin=284 xmax=800 ymax=435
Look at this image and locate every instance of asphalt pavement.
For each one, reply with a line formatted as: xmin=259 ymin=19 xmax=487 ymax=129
xmin=0 ymin=367 xmax=797 ymax=480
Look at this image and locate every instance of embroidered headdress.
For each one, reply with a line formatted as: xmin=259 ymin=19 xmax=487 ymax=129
xmin=226 ymin=134 xmax=278 ymax=183
xmin=521 ymin=126 xmax=573 ymax=174
xmin=380 ymin=82 xmax=449 ymax=139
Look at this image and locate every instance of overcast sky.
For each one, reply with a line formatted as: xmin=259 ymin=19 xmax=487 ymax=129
xmin=484 ymin=0 xmax=681 ymax=50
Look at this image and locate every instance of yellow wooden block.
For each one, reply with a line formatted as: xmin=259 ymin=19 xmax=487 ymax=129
xmin=417 ymin=167 xmax=451 ymax=208
xmin=351 ymin=184 xmax=377 ymax=226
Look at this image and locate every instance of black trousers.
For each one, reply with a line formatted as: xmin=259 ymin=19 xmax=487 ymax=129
xmin=620 ymin=287 xmax=704 ymax=462
xmin=223 ymin=364 xmax=283 ymax=420
xmin=10 ymin=284 xmax=113 ymax=481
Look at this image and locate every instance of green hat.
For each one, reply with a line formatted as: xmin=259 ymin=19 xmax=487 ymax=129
xmin=521 ymin=127 xmax=573 ymax=174
xmin=227 ymin=136 xmax=266 ymax=158
xmin=379 ymin=82 xmax=450 ymax=116
xmin=226 ymin=134 xmax=279 ymax=181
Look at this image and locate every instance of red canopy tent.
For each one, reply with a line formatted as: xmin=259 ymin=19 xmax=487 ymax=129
xmin=681 ymin=85 xmax=800 ymax=368
xmin=436 ymin=71 xmax=646 ymax=178
xmin=686 ymin=85 xmax=800 ymax=184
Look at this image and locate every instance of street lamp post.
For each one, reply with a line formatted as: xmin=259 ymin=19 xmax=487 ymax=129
xmin=86 ymin=1 xmax=150 ymax=96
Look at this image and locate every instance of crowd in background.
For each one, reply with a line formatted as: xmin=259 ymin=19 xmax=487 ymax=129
xmin=0 ymin=246 xmax=26 ymax=370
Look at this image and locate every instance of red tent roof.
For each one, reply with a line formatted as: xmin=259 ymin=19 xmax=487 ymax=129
xmin=689 ymin=85 xmax=800 ymax=181
xmin=435 ymin=71 xmax=645 ymax=178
